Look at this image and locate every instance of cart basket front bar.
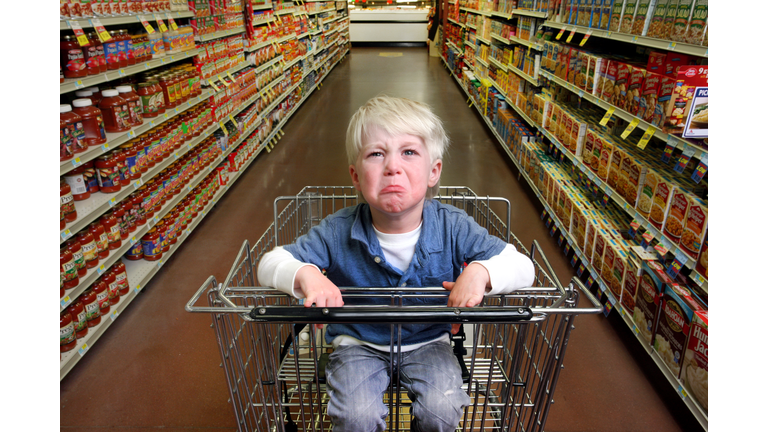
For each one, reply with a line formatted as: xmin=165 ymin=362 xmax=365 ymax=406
xmin=249 ymin=305 xmax=534 ymax=323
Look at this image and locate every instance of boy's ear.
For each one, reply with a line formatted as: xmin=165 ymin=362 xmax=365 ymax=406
xmin=428 ymin=159 xmax=442 ymax=188
xmin=349 ymin=165 xmax=360 ymax=190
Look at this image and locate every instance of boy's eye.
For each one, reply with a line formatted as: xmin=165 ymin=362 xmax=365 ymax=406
xmin=403 ymin=149 xmax=416 ymax=156
xmin=367 ymin=151 xmax=382 ymax=158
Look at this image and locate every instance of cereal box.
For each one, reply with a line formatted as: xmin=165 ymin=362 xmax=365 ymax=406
xmin=636 ymin=166 xmax=660 ymax=218
xmin=684 ymin=0 xmax=707 ymax=44
xmin=670 ymin=0 xmax=694 ymax=42
xmin=637 ymin=71 xmax=661 ymax=122
xmin=609 ymin=0 xmax=626 ymax=31
xmin=619 ymin=0 xmax=638 ymax=33
xmin=634 ymin=260 xmax=669 ymax=345
xmin=682 ymin=309 xmax=708 ymax=411
xmin=655 ymin=283 xmax=704 ymax=378
xmin=680 ymin=197 xmax=707 ymax=258
xmin=695 ymin=230 xmax=707 ymax=279
xmin=627 ymin=65 xmax=646 ymax=115
xmin=646 ymin=0 xmax=670 ymax=38
xmin=631 ymin=1 xmax=653 ymax=35
xmin=660 ymin=0 xmax=679 ymax=40
xmin=662 ymin=188 xmax=692 ymax=244
xmin=649 ymin=174 xmax=675 ymax=230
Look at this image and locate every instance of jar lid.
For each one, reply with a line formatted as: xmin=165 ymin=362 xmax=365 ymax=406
xmin=116 ymin=85 xmax=133 ymax=93
xmin=72 ymin=98 xmax=93 ymax=108
xmin=60 ymin=104 xmax=72 ymax=113
xmin=85 ymin=86 xmax=100 ymax=93
xmin=101 ymin=89 xmax=119 ymax=97
xmin=75 ymin=90 xmax=93 ymax=97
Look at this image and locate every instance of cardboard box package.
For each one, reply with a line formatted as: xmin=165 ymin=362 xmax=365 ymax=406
xmin=662 ymin=188 xmax=692 ymax=245
xmin=682 ymin=309 xmax=708 ymax=411
xmin=631 ymin=1 xmax=653 ymax=35
xmin=670 ymin=0 xmax=694 ymax=42
xmin=627 ymin=65 xmax=647 ymax=115
xmin=599 ymin=0 xmax=613 ymax=30
xmin=619 ymin=153 xmax=647 ymax=208
xmin=695 ymin=230 xmax=708 ymax=279
xmin=660 ymin=0 xmax=679 ymax=40
xmin=636 ymin=166 xmax=660 ymax=218
xmin=637 ymin=71 xmax=661 ymax=121
xmin=598 ymin=59 xmax=618 ymax=102
xmin=646 ymin=50 xmax=667 ymax=74
xmin=680 ymin=197 xmax=707 ymax=258
xmin=684 ymin=0 xmax=707 ymax=44
xmin=601 ymin=238 xmax=621 ymax=284
xmin=592 ymin=227 xmax=610 ymax=275
xmin=590 ymin=132 xmax=603 ymax=174
xmin=654 ymin=283 xmax=704 ymax=378
xmin=609 ymin=1 xmax=627 ymax=32
xmin=607 ymin=144 xmax=625 ymax=191
xmin=619 ymin=0 xmax=638 ymax=33
xmin=653 ymin=75 xmax=676 ymax=127
xmin=612 ymin=62 xmax=632 ymax=110
xmin=633 ymin=260 xmax=670 ymax=345
xmin=597 ymin=136 xmax=614 ymax=181
xmin=620 ymin=254 xmax=641 ymax=315
xmin=649 ymin=174 xmax=675 ymax=230
xmin=646 ymin=0 xmax=671 ymax=38
xmin=609 ymin=246 xmax=629 ymax=300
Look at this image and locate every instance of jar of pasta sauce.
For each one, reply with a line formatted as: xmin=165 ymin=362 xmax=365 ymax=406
xmin=131 ymin=191 xmax=146 ymax=226
xmin=61 ymin=248 xmax=79 ymax=290
xmin=99 ymin=89 xmax=131 ymax=133
xmin=60 ymin=181 xmax=78 ymax=226
xmin=61 ymin=35 xmax=86 ymax=79
xmin=101 ymin=270 xmax=119 ymax=306
xmin=119 ymin=142 xmax=140 ymax=180
xmin=162 ymin=213 xmax=178 ymax=246
xmin=138 ymin=81 xmax=162 ymax=118
xmin=61 ymin=104 xmax=88 ymax=154
xmin=114 ymin=150 xmax=131 ymax=187
xmin=72 ymin=98 xmax=107 ymax=146
xmin=125 ymin=239 xmax=144 ymax=260
xmin=87 ymin=32 xmax=108 ymax=73
xmin=116 ymin=85 xmax=143 ymax=126
xmin=60 ymin=312 xmax=78 ymax=353
xmin=141 ymin=227 xmax=163 ymax=260
xmin=65 ymin=300 xmax=88 ymax=339
xmin=89 ymin=221 xmax=110 ymax=259
xmin=112 ymin=262 xmax=130 ymax=296
xmin=65 ymin=238 xmax=87 ymax=278
xmin=95 ymin=153 xmax=122 ymax=193
xmin=63 ymin=165 xmax=91 ymax=201
xmin=77 ymin=230 xmax=100 ymax=269
xmin=94 ymin=278 xmax=111 ymax=315
xmin=82 ymin=161 xmax=100 ymax=193
xmin=112 ymin=203 xmax=129 ymax=240
xmin=81 ymin=285 xmax=102 ymax=327
xmin=101 ymin=212 xmax=122 ymax=250
xmin=103 ymin=32 xmax=120 ymax=71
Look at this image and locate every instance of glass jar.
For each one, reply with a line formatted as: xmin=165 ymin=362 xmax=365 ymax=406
xmin=103 ymin=31 xmax=120 ymax=70
xmin=95 ymin=152 xmax=122 ymax=193
xmin=112 ymin=262 xmax=130 ymax=296
xmin=60 ymin=247 xmax=79 ymax=290
xmin=65 ymin=300 xmax=88 ymax=339
xmin=60 ymin=180 xmax=77 ymax=223
xmin=99 ymin=89 xmax=131 ymax=133
xmin=89 ymin=221 xmax=110 ymax=259
xmin=64 ymin=238 xmax=87 ymax=278
xmin=87 ymin=32 xmax=108 ymax=73
xmin=101 ymin=212 xmax=122 ymax=249
xmin=76 ymin=230 xmax=100 ymax=269
xmin=60 ymin=312 xmax=78 ymax=353
xmin=141 ymin=227 xmax=163 ymax=261
xmin=61 ymin=35 xmax=86 ymax=79
xmin=61 ymin=104 xmax=88 ymax=154
xmin=81 ymin=286 xmax=102 ymax=327
xmin=116 ymin=85 xmax=143 ymax=126
xmin=63 ymin=165 xmax=90 ymax=201
xmin=72 ymin=98 xmax=107 ymax=146
xmin=138 ymin=81 xmax=161 ymax=118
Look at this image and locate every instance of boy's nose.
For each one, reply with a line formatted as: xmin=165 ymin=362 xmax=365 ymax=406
xmin=384 ymin=157 xmax=401 ymax=175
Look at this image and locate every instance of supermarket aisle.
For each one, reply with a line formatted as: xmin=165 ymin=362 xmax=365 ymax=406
xmin=60 ymin=47 xmax=700 ymax=431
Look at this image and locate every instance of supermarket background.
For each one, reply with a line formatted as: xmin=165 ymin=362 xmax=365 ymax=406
xmin=19 ymin=1 xmax=766 ymax=430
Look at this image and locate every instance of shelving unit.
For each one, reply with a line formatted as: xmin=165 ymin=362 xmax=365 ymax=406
xmin=440 ymin=3 xmax=707 ymax=429
xmin=60 ymin=1 xmax=351 ymax=380
xmin=60 ymin=11 xmax=195 ymax=30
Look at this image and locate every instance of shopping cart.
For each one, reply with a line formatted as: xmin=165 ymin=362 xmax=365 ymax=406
xmin=186 ymin=186 xmax=603 ymax=432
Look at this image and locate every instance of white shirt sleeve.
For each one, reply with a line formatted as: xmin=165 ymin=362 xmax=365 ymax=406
xmin=471 ymin=244 xmax=536 ymax=295
xmin=256 ymin=246 xmax=319 ymax=299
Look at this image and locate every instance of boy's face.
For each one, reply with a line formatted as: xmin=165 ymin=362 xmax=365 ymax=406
xmin=350 ymin=126 xmax=442 ymax=222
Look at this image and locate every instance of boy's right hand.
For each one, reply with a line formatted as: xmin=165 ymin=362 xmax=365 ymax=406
xmin=295 ymin=266 xmax=344 ymax=308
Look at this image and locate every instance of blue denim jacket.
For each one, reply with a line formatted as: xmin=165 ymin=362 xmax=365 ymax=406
xmin=284 ymin=199 xmax=507 ymax=346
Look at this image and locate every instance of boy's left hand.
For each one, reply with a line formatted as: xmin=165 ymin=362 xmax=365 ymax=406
xmin=443 ymin=263 xmax=491 ymax=335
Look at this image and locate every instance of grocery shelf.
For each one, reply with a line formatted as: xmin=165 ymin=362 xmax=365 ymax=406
xmin=60 ymin=51 xmax=350 ymax=380
xmin=59 ymin=120 xmax=222 ymax=311
xmin=308 ymin=8 xmax=335 ymax=16
xmin=276 ymin=7 xmax=297 ymax=15
xmin=204 ymin=61 xmax=252 ymax=91
xmin=441 ymin=55 xmax=707 ymax=431
xmin=252 ymin=17 xmax=276 ymax=26
xmin=460 ymin=7 xmax=493 ymax=17
xmin=194 ymin=26 xmax=246 ymax=42
xmin=322 ymin=15 xmax=342 ymax=25
xmin=488 ymin=56 xmax=507 ymax=72
xmin=460 ymin=7 xmax=548 ymax=19
xmin=475 ymin=57 xmax=489 ymax=68
xmin=60 ymin=48 xmax=201 ymax=94
xmin=491 ymin=33 xmax=510 ymax=44
xmin=252 ymin=55 xmax=285 ymax=74
xmin=253 ymin=3 xmax=274 ymax=11
xmin=513 ymin=9 xmax=548 ymax=19
xmin=476 ymin=35 xmax=491 ymax=45
xmin=447 ymin=18 xmax=463 ymax=27
xmin=542 ymin=21 xmax=708 ymax=58
xmin=297 ymin=31 xmax=310 ymax=39
xmin=60 ymin=88 xmax=214 ymax=177
xmin=508 ymin=34 xmax=544 ymax=50
xmin=60 ymin=11 xmax=195 ymax=30
xmin=538 ymin=69 xmax=708 ymax=158
xmin=509 ymin=64 xmax=539 ymax=86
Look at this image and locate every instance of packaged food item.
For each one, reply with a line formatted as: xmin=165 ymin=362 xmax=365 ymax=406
xmin=61 ymin=312 xmax=78 ymax=353
xmin=609 ymin=246 xmax=629 ymax=300
xmin=684 ymin=0 xmax=707 ymax=44
xmin=609 ymin=0 xmax=626 ymax=32
xmin=620 ymin=254 xmax=641 ymax=314
xmin=682 ymin=309 xmax=708 ymax=411
xmin=654 ymin=283 xmax=704 ymax=378
xmin=680 ymin=197 xmax=707 ymax=258
xmin=633 ymin=260 xmax=670 ymax=345
xmin=660 ymin=0 xmax=679 ymax=40
xmin=635 ymin=167 xmax=660 ymax=218
xmin=619 ymin=0 xmax=638 ymax=33
xmin=670 ymin=0 xmax=694 ymax=42
xmin=695 ymin=230 xmax=708 ymax=279
xmin=627 ymin=65 xmax=646 ymax=115
xmin=646 ymin=0 xmax=670 ymax=38
xmin=662 ymin=188 xmax=692 ymax=244
xmin=649 ymin=174 xmax=675 ymax=230
xmin=612 ymin=62 xmax=631 ymax=110
xmin=61 ymin=104 xmax=88 ymax=155
xmin=631 ymin=1 xmax=653 ymax=35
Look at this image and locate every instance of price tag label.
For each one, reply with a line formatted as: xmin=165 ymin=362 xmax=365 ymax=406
xmin=629 ymin=220 xmax=640 ymax=237
xmin=61 ymin=229 xmax=72 ymax=241
xmin=96 ymin=264 xmax=107 ymax=275
xmin=61 ymin=296 xmax=72 ymax=309
xmin=668 ymin=42 xmax=677 ymax=50
xmin=662 ymin=141 xmax=676 ymax=163
xmin=632 ymin=36 xmax=639 ymax=43
xmin=219 ymin=75 xmax=231 ymax=87
xmin=666 ymin=249 xmax=689 ymax=279
xmin=139 ymin=15 xmax=156 ymax=34
xmin=641 ymin=231 xmax=654 ymax=248
xmin=78 ymin=343 xmax=90 ymax=356
xmin=564 ymin=243 xmax=571 ymax=255
xmin=654 ymin=242 xmax=670 ymax=256
xmin=545 ymin=216 xmax=552 ymax=228
xmin=135 ymin=284 xmax=142 ymax=293
xmin=166 ymin=13 xmax=179 ymax=30
xmin=130 ymin=236 xmax=138 ymax=245
xmin=693 ymin=272 xmax=706 ymax=286
xmin=579 ymin=30 xmax=593 ymax=46
xmin=68 ymin=21 xmax=91 ymax=46
xmin=227 ymin=71 xmax=236 ymax=82
xmin=555 ymin=28 xmax=565 ymax=40
xmin=557 ymin=234 xmax=564 ymax=247
xmin=678 ymin=385 xmax=688 ymax=399
xmin=90 ymin=18 xmax=112 ymax=42
xmin=209 ymin=79 xmax=221 ymax=92
xmin=621 ymin=118 xmax=641 ymax=139
xmin=691 ymin=152 xmax=708 ymax=183
xmin=155 ymin=16 xmax=169 ymax=33
xmin=220 ymin=122 xmax=229 ymax=136
xmin=587 ymin=275 xmax=595 ymax=287
xmin=566 ymin=28 xmax=577 ymax=43
xmin=604 ymin=300 xmax=613 ymax=317
xmin=577 ymin=263 xmax=585 ymax=277
xmin=637 ymin=126 xmax=656 ymax=149
xmin=674 ymin=145 xmax=695 ymax=173
xmin=549 ymin=225 xmax=557 ymax=237
xmin=108 ymin=197 xmax=117 ymax=207
xmin=570 ymin=253 xmax=578 ymax=268
xmin=157 ymin=260 xmax=163 ymax=268
xmin=110 ymin=309 xmax=119 ymax=321
xmin=599 ymin=282 xmax=607 ymax=293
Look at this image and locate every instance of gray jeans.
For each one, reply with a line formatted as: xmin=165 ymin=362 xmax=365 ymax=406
xmin=325 ymin=341 xmax=470 ymax=432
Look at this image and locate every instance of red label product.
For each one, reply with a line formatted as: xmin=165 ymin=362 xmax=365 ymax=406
xmin=682 ymin=309 xmax=708 ymax=412
xmin=633 ymin=260 xmax=671 ymax=345
xmin=654 ymin=283 xmax=704 ymax=378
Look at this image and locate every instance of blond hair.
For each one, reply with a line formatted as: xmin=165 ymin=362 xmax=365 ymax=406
xmin=346 ymin=95 xmax=449 ymax=199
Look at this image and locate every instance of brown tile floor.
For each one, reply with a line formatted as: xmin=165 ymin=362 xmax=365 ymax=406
xmin=60 ymin=47 xmax=704 ymax=431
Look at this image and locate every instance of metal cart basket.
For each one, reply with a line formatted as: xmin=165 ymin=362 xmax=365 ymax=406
xmin=186 ymin=186 xmax=602 ymax=432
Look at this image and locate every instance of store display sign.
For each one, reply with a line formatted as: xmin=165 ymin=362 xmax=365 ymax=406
xmin=570 ymin=254 xmax=578 ymax=268
xmin=577 ymin=263 xmax=585 ymax=277
xmin=691 ymin=153 xmax=708 ymax=183
xmin=682 ymin=87 xmax=708 ymax=139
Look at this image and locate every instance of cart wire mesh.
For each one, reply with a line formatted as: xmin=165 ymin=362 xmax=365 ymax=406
xmin=187 ymin=186 xmax=602 ymax=432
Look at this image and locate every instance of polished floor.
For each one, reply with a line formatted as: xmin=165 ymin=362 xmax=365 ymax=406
xmin=60 ymin=47 xmax=703 ymax=431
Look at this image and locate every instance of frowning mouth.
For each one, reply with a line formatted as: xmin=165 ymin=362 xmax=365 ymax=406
xmin=381 ymin=185 xmax=405 ymax=193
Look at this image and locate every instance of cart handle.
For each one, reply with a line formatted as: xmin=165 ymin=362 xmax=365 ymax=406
xmin=185 ymin=276 xmax=243 ymax=313
xmin=248 ymin=305 xmax=536 ymax=323
xmin=529 ymin=239 xmax=564 ymax=293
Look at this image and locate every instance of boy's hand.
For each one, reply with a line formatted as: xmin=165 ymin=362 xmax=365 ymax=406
xmin=295 ymin=266 xmax=344 ymax=308
xmin=443 ymin=263 xmax=491 ymax=335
